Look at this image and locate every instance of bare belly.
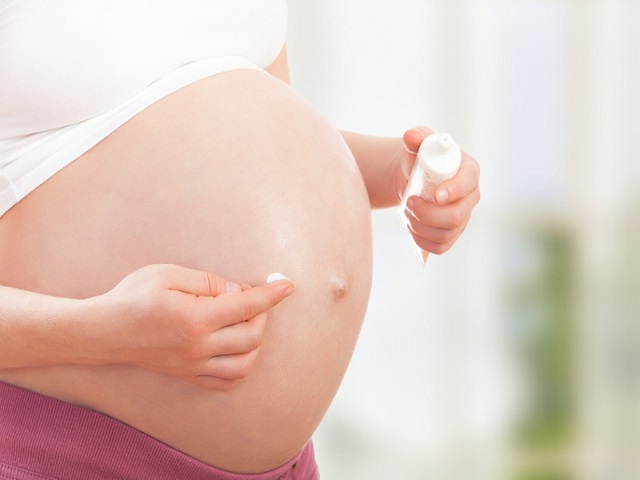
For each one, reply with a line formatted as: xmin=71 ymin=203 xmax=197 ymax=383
xmin=0 ymin=70 xmax=373 ymax=472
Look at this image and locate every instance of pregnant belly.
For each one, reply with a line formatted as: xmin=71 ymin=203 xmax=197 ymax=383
xmin=0 ymin=70 xmax=373 ymax=472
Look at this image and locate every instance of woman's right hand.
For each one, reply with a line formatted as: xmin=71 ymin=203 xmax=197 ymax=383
xmin=88 ymin=264 xmax=294 ymax=390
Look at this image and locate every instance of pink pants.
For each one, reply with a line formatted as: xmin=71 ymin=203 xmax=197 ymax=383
xmin=0 ymin=382 xmax=319 ymax=480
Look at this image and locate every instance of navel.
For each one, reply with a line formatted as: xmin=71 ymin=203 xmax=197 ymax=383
xmin=329 ymin=272 xmax=351 ymax=302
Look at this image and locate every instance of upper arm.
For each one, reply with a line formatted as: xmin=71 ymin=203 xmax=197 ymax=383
xmin=265 ymin=43 xmax=291 ymax=85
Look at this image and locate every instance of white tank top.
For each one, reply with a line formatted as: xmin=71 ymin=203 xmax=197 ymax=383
xmin=0 ymin=0 xmax=288 ymax=216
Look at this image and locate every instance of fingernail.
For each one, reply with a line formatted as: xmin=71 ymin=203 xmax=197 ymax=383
xmin=266 ymin=272 xmax=290 ymax=284
xmin=403 ymin=143 xmax=419 ymax=156
xmin=436 ymin=189 xmax=449 ymax=204
xmin=225 ymin=281 xmax=242 ymax=293
xmin=406 ymin=198 xmax=414 ymax=211
xmin=267 ymin=273 xmax=295 ymax=298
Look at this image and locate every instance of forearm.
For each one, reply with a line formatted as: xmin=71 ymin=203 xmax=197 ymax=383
xmin=0 ymin=285 xmax=100 ymax=369
xmin=340 ymin=130 xmax=404 ymax=209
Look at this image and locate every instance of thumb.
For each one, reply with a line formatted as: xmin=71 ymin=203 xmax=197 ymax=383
xmin=403 ymin=126 xmax=434 ymax=155
xmin=152 ymin=264 xmax=236 ymax=298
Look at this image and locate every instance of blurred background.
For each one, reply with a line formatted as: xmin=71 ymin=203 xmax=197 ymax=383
xmin=285 ymin=1 xmax=640 ymax=479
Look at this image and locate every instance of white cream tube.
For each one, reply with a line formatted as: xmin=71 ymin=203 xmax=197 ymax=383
xmin=400 ymin=133 xmax=462 ymax=265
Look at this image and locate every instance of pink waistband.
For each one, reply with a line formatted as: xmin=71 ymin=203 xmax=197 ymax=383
xmin=0 ymin=381 xmax=318 ymax=480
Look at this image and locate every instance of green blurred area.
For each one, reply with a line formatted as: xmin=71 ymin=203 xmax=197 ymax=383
xmin=504 ymin=228 xmax=577 ymax=479
xmin=513 ymin=471 xmax=573 ymax=480
xmin=503 ymin=210 xmax=640 ymax=480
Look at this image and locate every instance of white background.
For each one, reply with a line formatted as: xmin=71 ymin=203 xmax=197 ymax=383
xmin=286 ymin=1 xmax=640 ymax=479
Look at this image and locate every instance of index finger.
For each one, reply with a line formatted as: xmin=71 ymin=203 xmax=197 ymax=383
xmin=209 ymin=279 xmax=295 ymax=328
xmin=434 ymin=151 xmax=480 ymax=205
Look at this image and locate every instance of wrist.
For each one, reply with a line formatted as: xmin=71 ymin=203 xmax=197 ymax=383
xmin=42 ymin=295 xmax=106 ymax=367
xmin=70 ymin=292 xmax=129 ymax=367
xmin=391 ymin=138 xmax=410 ymax=206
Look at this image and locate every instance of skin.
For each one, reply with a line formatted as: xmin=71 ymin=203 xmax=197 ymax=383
xmin=0 ymin=45 xmax=479 ymax=472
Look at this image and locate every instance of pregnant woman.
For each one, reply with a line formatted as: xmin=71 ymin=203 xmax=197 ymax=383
xmin=0 ymin=1 xmax=480 ymax=479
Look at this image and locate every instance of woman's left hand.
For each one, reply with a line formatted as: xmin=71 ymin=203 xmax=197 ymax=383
xmin=397 ymin=126 xmax=480 ymax=255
